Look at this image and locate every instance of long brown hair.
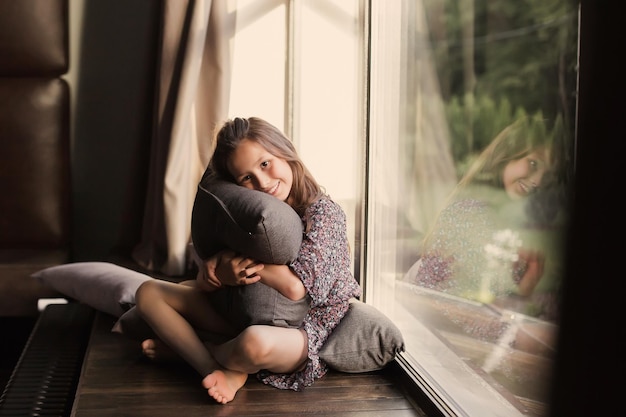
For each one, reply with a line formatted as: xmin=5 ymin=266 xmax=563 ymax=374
xmin=207 ymin=117 xmax=324 ymax=217
xmin=456 ymin=115 xmax=553 ymax=192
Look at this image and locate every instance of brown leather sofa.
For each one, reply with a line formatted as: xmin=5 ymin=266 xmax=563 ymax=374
xmin=0 ymin=0 xmax=70 ymax=316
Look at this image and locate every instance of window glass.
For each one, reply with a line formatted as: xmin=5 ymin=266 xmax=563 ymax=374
xmin=296 ymin=0 xmax=363 ymax=259
xmin=366 ymin=1 xmax=578 ymax=416
xmin=229 ymin=0 xmax=288 ymax=126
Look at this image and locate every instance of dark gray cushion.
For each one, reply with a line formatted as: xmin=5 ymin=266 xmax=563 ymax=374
xmin=319 ymin=299 xmax=405 ymax=373
xmin=191 ymin=178 xmax=303 ymax=264
xmin=206 ymin=282 xmax=311 ymax=330
xmin=112 ymin=282 xmax=311 ymax=339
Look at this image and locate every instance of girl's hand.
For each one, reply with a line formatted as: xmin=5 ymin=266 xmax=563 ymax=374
xmin=515 ymin=249 xmax=545 ymax=296
xmin=190 ymin=246 xmax=222 ymax=292
xmin=197 ymin=253 xmax=224 ymax=291
xmin=215 ymin=250 xmax=264 ymax=286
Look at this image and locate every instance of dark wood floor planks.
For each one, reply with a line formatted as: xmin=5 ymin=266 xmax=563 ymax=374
xmin=72 ymin=313 xmax=426 ymax=417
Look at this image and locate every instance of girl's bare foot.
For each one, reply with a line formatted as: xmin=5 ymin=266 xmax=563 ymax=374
xmin=141 ymin=339 xmax=180 ymax=362
xmin=202 ymin=369 xmax=248 ymax=404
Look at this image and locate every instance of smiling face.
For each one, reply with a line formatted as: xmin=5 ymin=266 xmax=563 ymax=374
xmin=227 ymin=138 xmax=293 ymax=201
xmin=502 ymin=148 xmax=550 ymax=200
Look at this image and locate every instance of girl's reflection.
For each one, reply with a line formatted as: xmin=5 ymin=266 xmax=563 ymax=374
xmin=405 ymin=116 xmax=566 ymax=322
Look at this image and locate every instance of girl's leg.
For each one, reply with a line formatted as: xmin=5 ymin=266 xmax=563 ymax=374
xmin=135 ymin=280 xmax=247 ymax=404
xmin=209 ymin=325 xmax=309 ymax=375
xmin=203 ymin=325 xmax=308 ymax=401
xmin=140 ymin=279 xmax=232 ymax=362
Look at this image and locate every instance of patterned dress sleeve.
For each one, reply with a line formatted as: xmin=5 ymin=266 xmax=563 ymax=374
xmin=291 ymin=198 xmax=361 ymax=307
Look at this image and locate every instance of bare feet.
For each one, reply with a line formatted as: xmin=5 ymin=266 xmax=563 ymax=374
xmin=142 ymin=338 xmax=247 ymax=404
xmin=141 ymin=339 xmax=181 ymax=362
xmin=202 ymin=369 xmax=248 ymax=404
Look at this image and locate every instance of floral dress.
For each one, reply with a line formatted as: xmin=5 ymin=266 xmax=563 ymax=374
xmin=257 ymin=196 xmax=362 ymax=391
xmin=412 ymin=198 xmax=517 ymax=294
xmin=409 ymin=188 xmax=561 ymax=321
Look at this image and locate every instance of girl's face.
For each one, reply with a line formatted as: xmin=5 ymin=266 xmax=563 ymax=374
xmin=502 ymin=149 xmax=550 ymax=200
xmin=227 ymin=138 xmax=293 ymax=201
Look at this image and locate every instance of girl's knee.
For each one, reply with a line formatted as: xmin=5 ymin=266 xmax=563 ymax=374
xmin=237 ymin=326 xmax=274 ymax=364
xmin=135 ymin=280 xmax=160 ymax=311
xmin=234 ymin=326 xmax=308 ymax=373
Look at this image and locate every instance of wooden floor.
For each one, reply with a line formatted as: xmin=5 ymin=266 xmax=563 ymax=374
xmin=72 ymin=312 xmax=428 ymax=416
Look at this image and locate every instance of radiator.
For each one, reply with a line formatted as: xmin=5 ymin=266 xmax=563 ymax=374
xmin=0 ymin=303 xmax=95 ymax=416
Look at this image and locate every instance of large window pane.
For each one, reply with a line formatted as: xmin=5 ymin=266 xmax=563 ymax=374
xmin=229 ymin=0 xmax=288 ymax=125
xmin=296 ymin=0 xmax=364 ymax=259
xmin=367 ymin=1 xmax=578 ymax=416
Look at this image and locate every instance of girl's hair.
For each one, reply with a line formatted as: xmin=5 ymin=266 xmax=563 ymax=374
xmin=456 ymin=115 xmax=553 ymax=192
xmin=207 ymin=117 xmax=323 ymax=217
xmin=422 ymin=115 xmax=556 ymax=247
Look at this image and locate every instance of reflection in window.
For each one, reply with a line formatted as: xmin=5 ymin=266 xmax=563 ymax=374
xmin=367 ymin=1 xmax=578 ymax=416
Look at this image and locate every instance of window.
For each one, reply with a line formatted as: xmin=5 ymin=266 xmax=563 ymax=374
xmin=366 ymin=1 xmax=578 ymax=416
xmin=228 ymin=0 xmax=579 ymax=416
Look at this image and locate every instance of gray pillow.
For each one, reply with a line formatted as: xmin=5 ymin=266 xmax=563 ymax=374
xmin=206 ymin=282 xmax=311 ymax=330
xmin=112 ymin=289 xmax=404 ymax=373
xmin=319 ymin=299 xmax=405 ymax=373
xmin=32 ymin=262 xmax=154 ymax=317
xmin=191 ymin=178 xmax=303 ymax=264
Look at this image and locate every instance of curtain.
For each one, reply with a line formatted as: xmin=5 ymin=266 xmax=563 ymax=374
xmin=403 ymin=0 xmax=456 ymax=240
xmin=132 ymin=0 xmax=232 ymax=276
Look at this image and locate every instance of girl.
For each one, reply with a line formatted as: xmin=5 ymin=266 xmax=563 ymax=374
xmin=135 ymin=117 xmax=361 ymax=404
xmin=406 ymin=116 xmax=560 ymax=312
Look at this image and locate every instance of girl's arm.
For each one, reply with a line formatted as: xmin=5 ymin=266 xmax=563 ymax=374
xmin=515 ymin=249 xmax=545 ymax=296
xmin=255 ymin=264 xmax=306 ymax=301
xmin=289 ymin=198 xmax=361 ymax=305
xmin=214 ymin=251 xmax=306 ymax=301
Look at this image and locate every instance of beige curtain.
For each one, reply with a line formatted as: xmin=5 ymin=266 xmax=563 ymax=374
xmin=133 ymin=0 xmax=232 ymax=276
xmin=404 ymin=0 xmax=456 ymax=240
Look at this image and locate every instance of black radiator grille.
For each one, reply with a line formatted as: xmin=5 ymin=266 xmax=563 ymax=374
xmin=0 ymin=303 xmax=95 ymax=416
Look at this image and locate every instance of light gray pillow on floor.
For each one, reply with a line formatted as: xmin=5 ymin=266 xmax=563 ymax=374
xmin=32 ymin=262 xmax=153 ymax=317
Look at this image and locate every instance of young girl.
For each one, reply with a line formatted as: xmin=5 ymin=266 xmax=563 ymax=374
xmin=406 ymin=116 xmax=561 ymax=314
xmin=135 ymin=117 xmax=361 ymax=404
